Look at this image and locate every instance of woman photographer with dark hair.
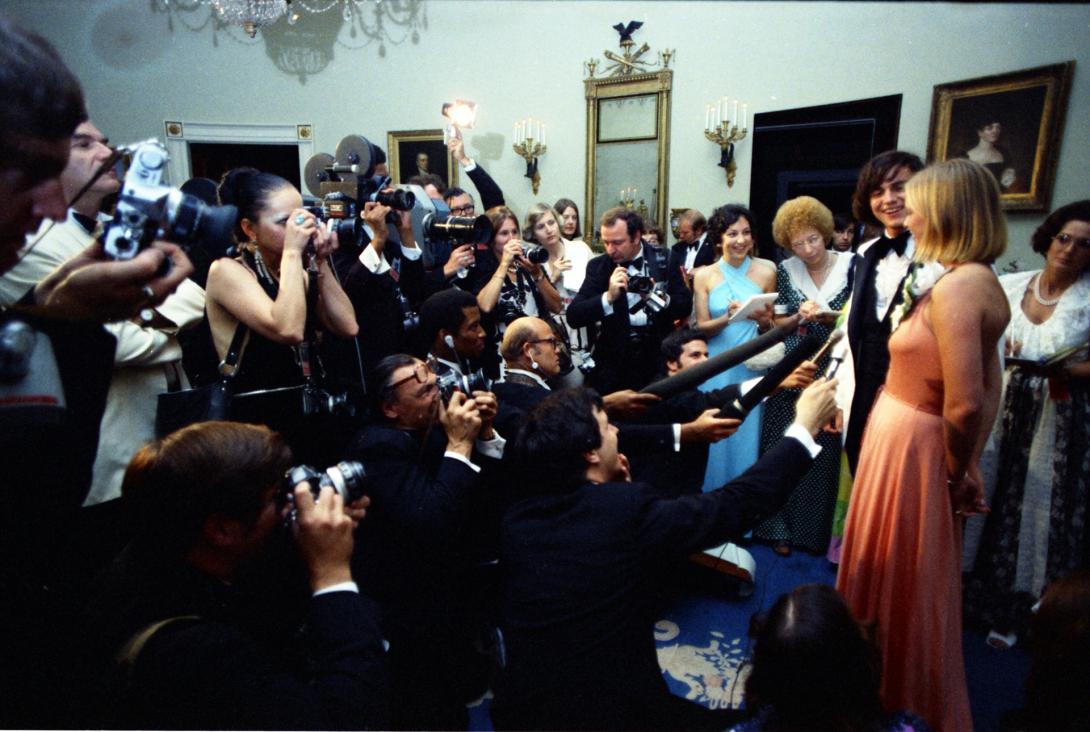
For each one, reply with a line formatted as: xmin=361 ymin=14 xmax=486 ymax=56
xmin=205 ymin=168 xmax=358 ymax=461
xmin=731 ymin=584 xmax=928 ymax=732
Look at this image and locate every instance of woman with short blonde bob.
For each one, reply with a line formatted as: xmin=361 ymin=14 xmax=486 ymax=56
xmin=836 ymin=159 xmax=1009 ymax=732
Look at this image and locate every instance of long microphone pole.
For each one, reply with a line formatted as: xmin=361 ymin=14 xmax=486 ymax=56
xmin=640 ymin=315 xmax=800 ymax=399
xmin=717 ymin=330 xmax=841 ymax=419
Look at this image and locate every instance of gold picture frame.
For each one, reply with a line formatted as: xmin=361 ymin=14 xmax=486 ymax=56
xmin=387 ymin=129 xmax=457 ymax=189
xmin=926 ymin=61 xmax=1074 ymax=211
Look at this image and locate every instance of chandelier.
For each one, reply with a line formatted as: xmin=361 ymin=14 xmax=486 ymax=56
xmin=156 ymin=0 xmax=426 ymax=51
xmin=209 ymin=0 xmax=287 ymax=37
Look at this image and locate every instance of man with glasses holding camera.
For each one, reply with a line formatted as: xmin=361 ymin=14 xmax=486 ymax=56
xmin=347 ymin=354 xmax=505 ymax=730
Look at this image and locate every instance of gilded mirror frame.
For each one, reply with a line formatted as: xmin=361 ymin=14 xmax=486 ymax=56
xmin=584 ymin=69 xmax=672 ymax=245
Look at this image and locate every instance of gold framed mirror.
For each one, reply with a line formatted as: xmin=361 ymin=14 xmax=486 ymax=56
xmin=584 ymin=69 xmax=672 ymax=246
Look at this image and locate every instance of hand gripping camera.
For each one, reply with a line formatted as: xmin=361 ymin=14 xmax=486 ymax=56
xmin=280 ymin=461 xmax=369 ymax=527
xmin=103 ymin=140 xmax=237 ymax=261
xmin=627 ymin=275 xmax=671 ymax=315
xmin=435 ymin=367 xmax=492 ymax=407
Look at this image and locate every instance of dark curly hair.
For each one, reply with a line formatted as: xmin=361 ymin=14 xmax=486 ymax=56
xmin=705 ymin=204 xmax=756 ymax=258
xmin=512 ymin=387 xmax=604 ymax=496
xmin=851 ymin=150 xmax=924 ymax=229
xmin=1031 ymin=200 xmax=1090 ymax=261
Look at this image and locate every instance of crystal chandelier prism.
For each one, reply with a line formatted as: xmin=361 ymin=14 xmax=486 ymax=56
xmin=209 ymin=0 xmax=288 ymax=37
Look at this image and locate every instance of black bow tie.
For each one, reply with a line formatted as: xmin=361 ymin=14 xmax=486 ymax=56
xmin=873 ymin=231 xmax=910 ymax=259
xmin=622 ymin=258 xmax=644 ymax=270
xmin=687 ymin=242 xmax=701 ymax=251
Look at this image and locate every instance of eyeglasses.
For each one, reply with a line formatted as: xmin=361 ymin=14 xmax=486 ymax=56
xmin=386 ymin=362 xmax=432 ymax=391
xmin=1053 ymin=233 xmax=1090 ymax=250
xmin=790 ymin=234 xmax=824 ymax=251
xmin=529 ymin=337 xmax=561 ymax=349
xmin=450 ymin=203 xmax=476 ymax=216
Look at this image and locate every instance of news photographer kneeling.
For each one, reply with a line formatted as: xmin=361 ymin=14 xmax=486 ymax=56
xmin=494 ymin=380 xmax=838 ymax=731
xmin=80 ymin=421 xmax=388 ymax=730
xmin=346 ymin=355 xmax=505 ymax=730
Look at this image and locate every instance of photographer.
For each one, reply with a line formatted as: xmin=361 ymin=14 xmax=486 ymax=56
xmin=567 ymin=207 xmax=683 ymax=393
xmin=80 ymin=422 xmax=388 ymax=730
xmin=420 ymin=286 xmax=495 ymax=380
xmin=207 ymin=167 xmax=359 ymax=463
xmin=335 ymin=199 xmax=426 ymax=375
xmin=347 ymin=354 xmax=504 ymax=730
xmin=0 ymin=18 xmax=194 ymax=726
xmin=493 ymin=382 xmax=838 ymax=731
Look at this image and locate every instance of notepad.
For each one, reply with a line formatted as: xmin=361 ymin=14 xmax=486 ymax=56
xmin=727 ymin=292 xmax=779 ymax=324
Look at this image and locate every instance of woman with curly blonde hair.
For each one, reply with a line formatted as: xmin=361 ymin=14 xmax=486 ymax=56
xmin=753 ymin=196 xmax=851 ymax=557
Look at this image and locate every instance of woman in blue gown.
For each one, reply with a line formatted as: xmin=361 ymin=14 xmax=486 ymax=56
xmin=692 ymin=205 xmax=777 ymax=491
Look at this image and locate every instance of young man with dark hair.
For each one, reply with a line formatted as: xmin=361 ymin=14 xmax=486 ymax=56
xmin=494 ymin=380 xmax=839 ymax=731
xmin=82 ymin=422 xmax=388 ymax=730
xmin=419 ymin=286 xmax=493 ymax=377
xmin=836 ymin=150 xmax=927 ymax=473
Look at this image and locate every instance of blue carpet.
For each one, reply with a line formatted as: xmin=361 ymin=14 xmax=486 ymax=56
xmin=468 ymin=544 xmax=1030 ymax=731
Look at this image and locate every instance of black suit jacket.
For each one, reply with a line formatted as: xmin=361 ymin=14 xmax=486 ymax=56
xmin=82 ymin=547 xmax=388 ymax=730
xmin=345 ymin=421 xmax=500 ymax=727
xmin=493 ymin=434 xmax=816 ymax=731
xmin=628 ymin=383 xmax=743 ymax=496
xmin=665 ymin=237 xmax=716 ymax=320
xmin=567 ymin=244 xmax=674 ymax=392
xmin=332 ymin=238 xmax=426 ymax=378
xmin=842 ymin=236 xmax=911 ymax=471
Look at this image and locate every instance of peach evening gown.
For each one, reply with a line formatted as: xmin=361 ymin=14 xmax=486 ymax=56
xmin=835 ymin=291 xmax=972 ymax=732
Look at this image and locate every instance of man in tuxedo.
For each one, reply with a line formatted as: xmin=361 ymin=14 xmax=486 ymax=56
xmin=666 ymin=209 xmax=716 ymax=319
xmin=492 ymin=381 xmax=838 ymax=731
xmin=567 ymin=207 xmax=681 ymax=393
xmin=348 ymin=354 xmax=504 ymax=730
xmin=835 ymin=150 xmax=925 ymax=473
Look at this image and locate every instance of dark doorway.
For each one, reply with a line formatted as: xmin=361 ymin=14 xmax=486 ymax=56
xmin=749 ymin=95 xmax=902 ymax=260
xmin=188 ymin=142 xmax=302 ymax=191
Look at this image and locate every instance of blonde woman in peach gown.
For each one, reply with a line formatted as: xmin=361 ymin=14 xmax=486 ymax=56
xmin=836 ymin=159 xmax=1010 ymax=732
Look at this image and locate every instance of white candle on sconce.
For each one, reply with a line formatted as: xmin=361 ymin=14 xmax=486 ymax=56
xmin=742 ymin=103 xmax=748 ymax=129
xmin=733 ymin=100 xmax=738 ymax=126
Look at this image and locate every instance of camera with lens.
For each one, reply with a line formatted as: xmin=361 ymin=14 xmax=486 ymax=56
xmin=626 ymin=274 xmax=655 ymax=295
xmin=520 ymin=243 xmax=550 ymax=265
xmin=576 ymin=352 xmax=597 ymax=375
xmin=103 ymin=140 xmax=238 ymax=261
xmin=280 ymin=461 xmax=369 ymax=526
xmin=435 ymin=367 xmax=493 ymax=406
xmin=301 ymin=383 xmax=356 ymax=418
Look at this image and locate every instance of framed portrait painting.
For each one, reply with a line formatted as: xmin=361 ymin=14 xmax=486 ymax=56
xmin=926 ymin=61 xmax=1074 ymax=211
xmin=387 ymin=129 xmax=457 ymax=189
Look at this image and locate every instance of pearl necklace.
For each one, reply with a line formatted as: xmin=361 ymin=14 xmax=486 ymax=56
xmin=1032 ymin=272 xmax=1062 ymax=307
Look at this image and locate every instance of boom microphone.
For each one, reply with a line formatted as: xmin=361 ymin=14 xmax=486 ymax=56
xmin=641 ymin=316 xmax=800 ymax=399
xmin=717 ymin=333 xmax=825 ymax=419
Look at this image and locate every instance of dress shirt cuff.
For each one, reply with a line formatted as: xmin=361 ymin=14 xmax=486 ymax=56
xmin=444 ymin=451 xmax=480 ymax=473
xmin=313 ymin=581 xmax=359 ymax=597
xmin=476 ymin=431 xmax=506 ymax=459
xmin=601 ymin=292 xmax=614 ymax=316
xmin=785 ymin=423 xmax=822 ymax=458
xmin=672 ymin=423 xmax=681 ymax=452
xmin=359 ymin=243 xmax=391 ymax=274
xmin=400 ymin=242 xmax=423 ymax=260
xmin=739 ymin=377 xmax=760 ymax=396
xmin=462 ymin=159 xmax=477 ymax=172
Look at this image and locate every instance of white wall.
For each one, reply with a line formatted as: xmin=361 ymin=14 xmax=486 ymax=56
xmin=5 ymin=0 xmax=1088 ymax=265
